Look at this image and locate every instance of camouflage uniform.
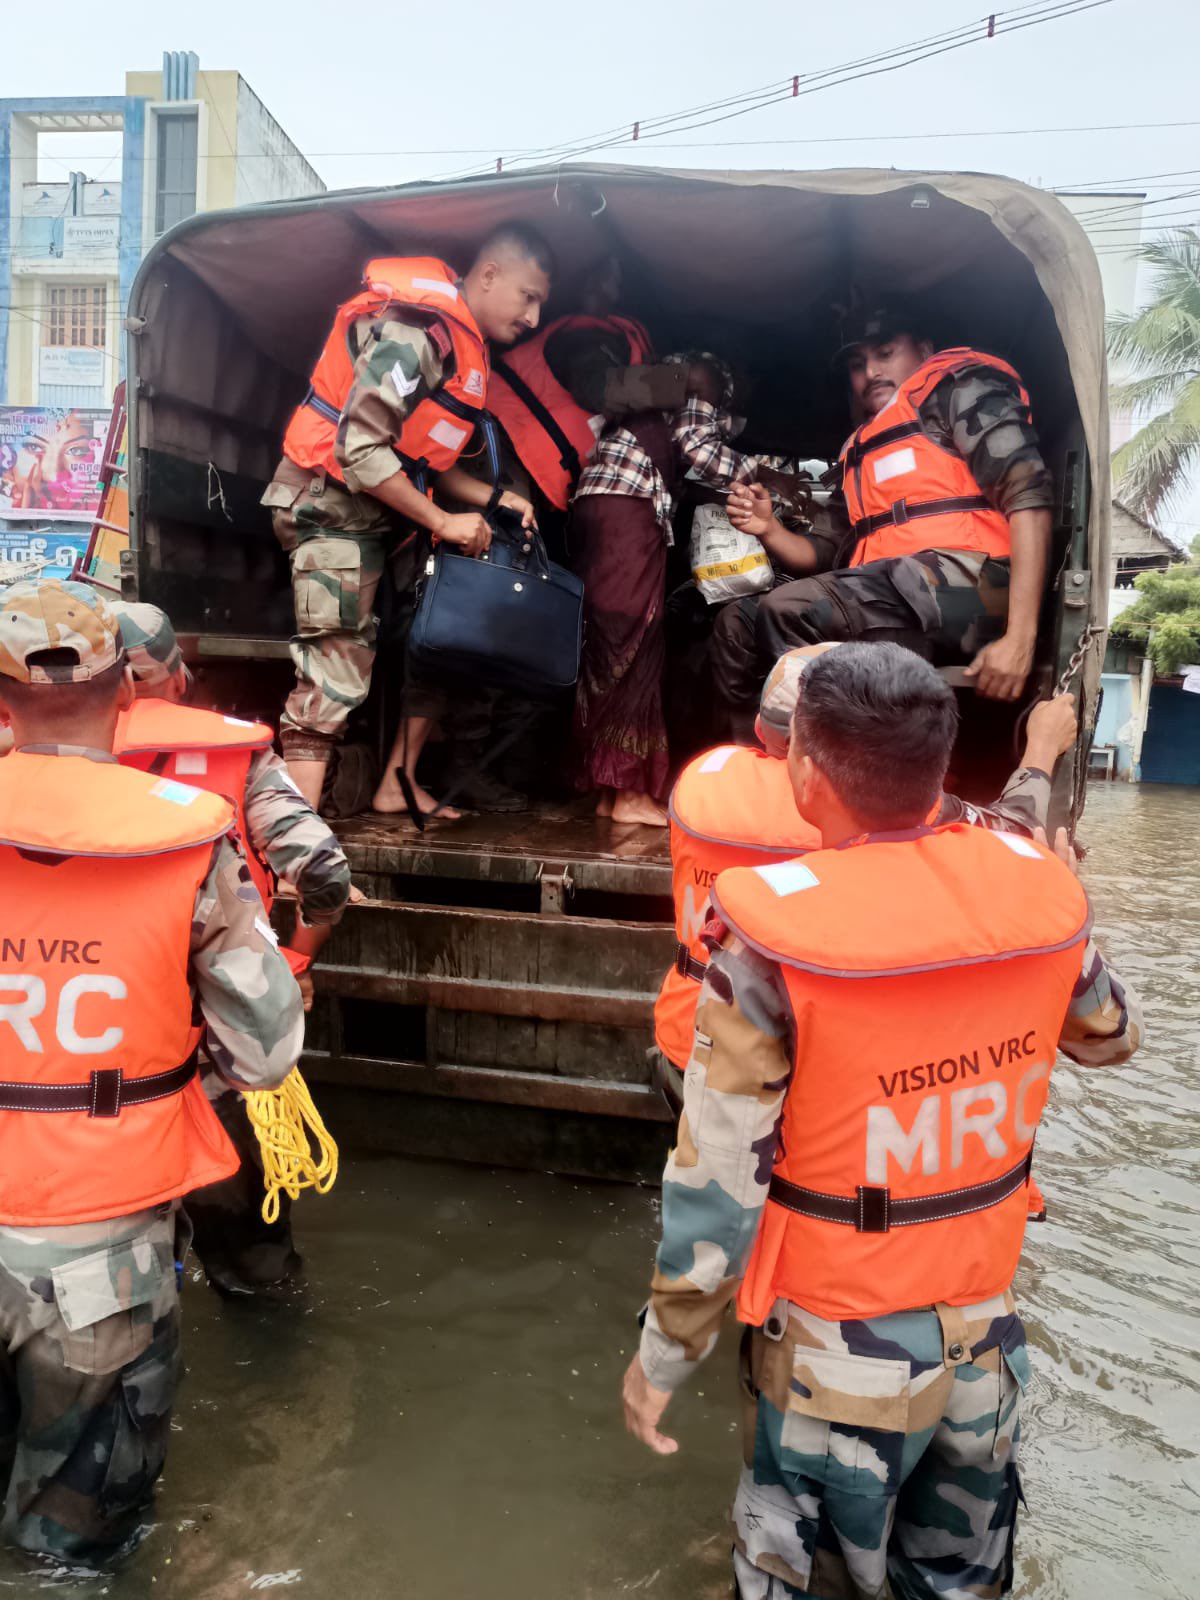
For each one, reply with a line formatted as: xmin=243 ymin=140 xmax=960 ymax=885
xmin=0 ymin=1207 xmax=181 ymax=1567
xmin=712 ymin=360 xmax=1055 ymax=719
xmin=186 ymin=740 xmax=351 ymax=1296
xmin=261 ymin=314 xmax=452 ymax=761
xmin=0 ymin=795 xmax=302 ymax=1564
xmin=637 ymin=921 xmax=1142 ymax=1598
xmin=113 ymin=601 xmax=351 ymax=1294
xmin=0 ymin=577 xmax=303 ymax=1566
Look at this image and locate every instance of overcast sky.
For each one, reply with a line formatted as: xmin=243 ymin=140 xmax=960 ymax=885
xmin=4 ymin=0 xmax=1198 ymax=534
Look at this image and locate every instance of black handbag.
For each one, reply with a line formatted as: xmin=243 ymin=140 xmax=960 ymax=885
xmin=407 ymin=508 xmax=583 ymax=698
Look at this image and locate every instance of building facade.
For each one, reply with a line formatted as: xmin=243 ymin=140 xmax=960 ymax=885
xmin=0 ymin=51 xmax=321 ymax=413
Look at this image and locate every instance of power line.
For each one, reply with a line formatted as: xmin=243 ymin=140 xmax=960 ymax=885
xmin=3 ymin=305 xmax=111 ymax=359
xmin=24 ymin=115 xmax=1200 ymax=165
xmin=1072 ymin=187 xmax=1200 ymax=224
xmin=1056 ymin=166 xmax=1200 ymax=192
xmin=432 ymin=0 xmax=1114 ymax=181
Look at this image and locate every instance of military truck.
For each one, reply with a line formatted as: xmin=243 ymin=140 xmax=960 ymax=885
xmin=123 ymin=165 xmax=1110 ymax=1179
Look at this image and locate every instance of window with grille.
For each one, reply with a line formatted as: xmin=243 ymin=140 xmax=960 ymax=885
xmin=155 ymin=112 xmax=199 ymax=234
xmin=43 ymin=285 xmax=106 ymax=349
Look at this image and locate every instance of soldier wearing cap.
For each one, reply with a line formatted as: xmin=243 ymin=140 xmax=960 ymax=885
xmin=0 ymin=577 xmax=303 ymax=1564
xmin=111 ymin=600 xmax=352 ymax=1299
xmin=714 ymin=303 xmax=1055 ymax=732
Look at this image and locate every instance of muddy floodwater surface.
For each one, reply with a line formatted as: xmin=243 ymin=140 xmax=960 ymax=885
xmin=1 ymin=783 xmax=1197 ymax=1598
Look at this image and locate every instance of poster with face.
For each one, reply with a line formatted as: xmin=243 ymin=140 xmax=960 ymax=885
xmin=0 ymin=406 xmax=109 ymax=520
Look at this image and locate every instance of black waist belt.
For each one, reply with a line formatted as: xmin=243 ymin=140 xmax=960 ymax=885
xmin=303 ymin=387 xmax=341 ymax=426
xmin=768 ymin=1151 xmax=1032 ymax=1235
xmin=0 ymin=1056 xmax=198 ymax=1119
xmin=674 ymin=940 xmax=708 ymax=983
xmin=853 ymin=494 xmax=992 ymax=539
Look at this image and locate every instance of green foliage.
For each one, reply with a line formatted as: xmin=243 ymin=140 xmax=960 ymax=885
xmin=1109 ymin=564 xmax=1200 ymax=673
xmin=1108 ymin=230 xmax=1200 ymax=518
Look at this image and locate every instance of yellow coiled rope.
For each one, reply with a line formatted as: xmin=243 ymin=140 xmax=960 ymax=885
xmin=244 ymin=1069 xmax=339 ymax=1224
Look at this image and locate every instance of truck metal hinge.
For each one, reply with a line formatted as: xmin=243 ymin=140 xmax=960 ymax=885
xmin=1060 ymin=568 xmax=1090 ymax=609
xmin=537 ymin=862 xmax=574 ymax=916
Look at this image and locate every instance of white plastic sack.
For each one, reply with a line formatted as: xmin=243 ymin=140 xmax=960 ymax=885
xmin=689 ymin=502 xmax=773 ymax=605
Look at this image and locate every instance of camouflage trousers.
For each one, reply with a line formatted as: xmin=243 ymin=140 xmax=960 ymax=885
xmin=733 ymin=1292 xmax=1028 ymax=1600
xmin=712 ymin=550 xmax=1010 ymax=730
xmin=0 ymin=1206 xmax=181 ymax=1566
xmin=264 ymin=457 xmax=444 ymax=760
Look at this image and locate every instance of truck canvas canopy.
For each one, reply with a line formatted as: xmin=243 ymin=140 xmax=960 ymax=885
xmin=128 ymin=162 xmax=1108 ymax=696
xmin=124 ymin=166 xmax=1111 ymax=1174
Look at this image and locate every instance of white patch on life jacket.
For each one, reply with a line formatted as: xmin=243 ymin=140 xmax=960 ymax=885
xmin=872 ymin=446 xmax=917 ymax=486
xmin=175 ymin=751 xmax=208 ymax=777
xmin=428 ymin=418 xmax=469 ymax=452
xmin=390 ymin=364 xmax=421 ymax=399
xmin=996 ymin=832 xmax=1043 ymax=859
xmin=411 ymin=276 xmax=459 ymax=300
xmin=462 ymin=368 xmax=485 ymax=399
xmin=150 ymin=778 xmax=200 ymax=806
xmin=699 ymin=746 xmax=739 ymax=774
xmin=254 ymin=917 xmax=280 ymax=949
xmin=223 ymin=715 xmax=257 ymax=728
xmin=755 ymin=861 xmax=819 ymax=896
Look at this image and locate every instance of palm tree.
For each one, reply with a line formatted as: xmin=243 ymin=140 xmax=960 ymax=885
xmin=1108 ymin=228 xmax=1200 ymax=519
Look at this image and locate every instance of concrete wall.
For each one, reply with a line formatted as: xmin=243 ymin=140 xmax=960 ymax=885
xmin=235 ymin=79 xmax=323 ymax=204
xmin=1094 ymin=672 xmax=1137 ymax=777
xmin=2 ymin=71 xmax=313 ymax=409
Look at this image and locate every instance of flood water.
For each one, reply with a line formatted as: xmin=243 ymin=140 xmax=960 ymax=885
xmin=1 ymin=782 xmax=1196 ymax=1598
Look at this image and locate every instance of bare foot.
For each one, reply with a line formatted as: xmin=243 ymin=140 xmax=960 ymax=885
xmin=595 ymin=790 xmax=615 ymax=818
xmin=611 ymin=790 xmax=669 ymax=827
xmin=372 ymin=770 xmax=462 ymax=820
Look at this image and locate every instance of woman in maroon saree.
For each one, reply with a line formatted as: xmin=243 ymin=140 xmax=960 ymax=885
xmin=570 ymin=410 xmax=681 ymax=825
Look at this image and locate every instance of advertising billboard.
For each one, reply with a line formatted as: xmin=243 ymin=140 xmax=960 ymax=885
xmin=0 ymin=405 xmax=109 ymax=521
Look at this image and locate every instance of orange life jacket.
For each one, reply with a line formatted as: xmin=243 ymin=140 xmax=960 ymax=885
xmin=115 ymin=699 xmax=276 ymax=910
xmin=654 ymin=746 xmax=819 ymax=1070
xmin=711 ymin=823 xmax=1089 ymax=1324
xmin=0 ymin=752 xmax=242 ymax=1226
xmin=488 ymin=314 xmax=654 ymax=510
xmin=840 ymin=348 xmax=1030 ymax=567
xmin=281 ymin=257 xmax=495 ymax=492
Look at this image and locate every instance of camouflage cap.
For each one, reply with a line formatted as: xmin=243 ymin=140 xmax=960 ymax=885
xmin=111 ymin=600 xmax=192 ymax=695
xmin=756 ymin=644 xmax=841 ymax=757
xmin=831 ymin=297 xmax=930 ymax=365
xmin=0 ymin=576 xmax=123 ymax=684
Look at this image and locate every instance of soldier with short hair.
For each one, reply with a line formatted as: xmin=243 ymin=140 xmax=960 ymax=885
xmin=0 ymin=577 xmax=303 ymax=1564
xmin=714 ymin=304 xmax=1055 ymax=735
xmin=263 ymin=224 xmax=554 ymax=820
xmin=622 ymin=642 xmax=1141 ymax=1600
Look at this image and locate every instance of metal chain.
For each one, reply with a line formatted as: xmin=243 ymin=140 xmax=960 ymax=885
xmin=1055 ymin=622 xmax=1105 ymax=697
